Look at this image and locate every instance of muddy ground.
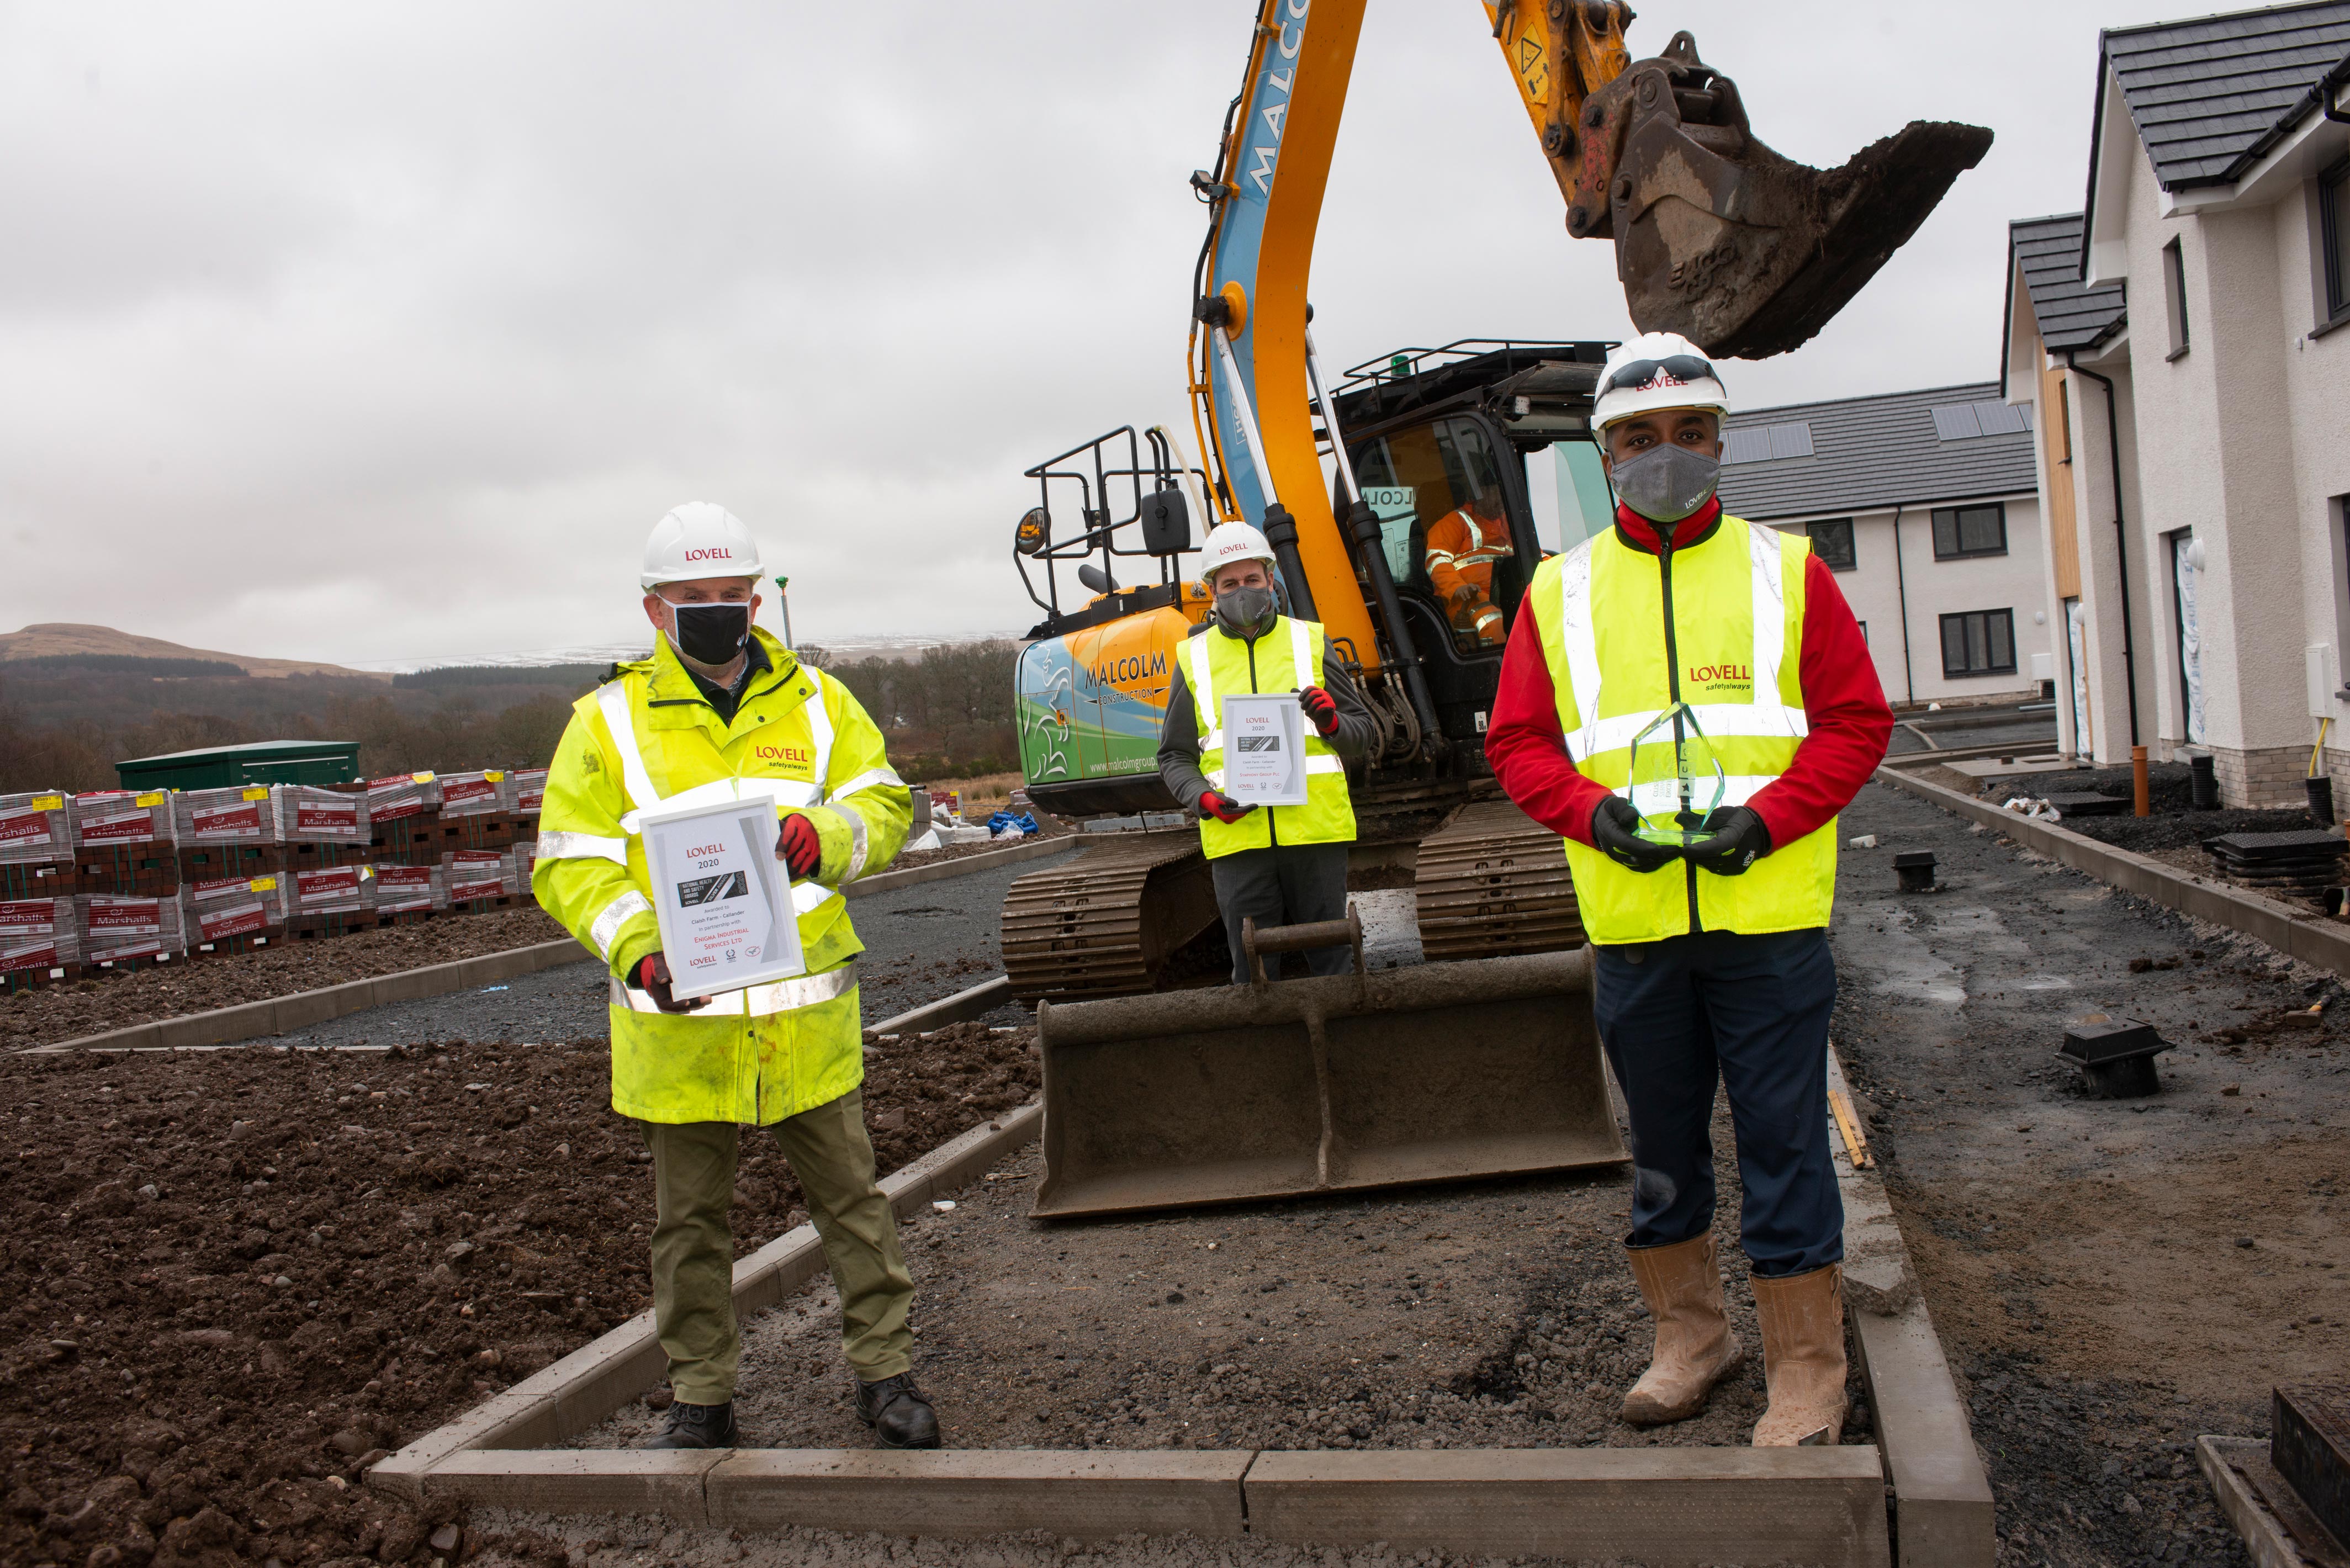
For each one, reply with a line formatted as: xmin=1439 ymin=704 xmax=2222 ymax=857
xmin=1834 ymin=777 xmax=2348 ymax=1567
xmin=0 ymin=1020 xmax=1039 ymax=1568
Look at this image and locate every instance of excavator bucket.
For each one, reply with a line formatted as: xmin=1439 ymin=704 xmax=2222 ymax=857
xmin=1029 ymin=916 xmax=1626 ymax=1219
xmin=1575 ymin=34 xmax=1994 ymax=359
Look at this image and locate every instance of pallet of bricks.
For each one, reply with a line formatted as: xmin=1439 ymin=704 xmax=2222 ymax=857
xmin=0 ymin=792 xmax=77 ymax=988
xmin=175 ymin=784 xmax=285 ymax=956
xmin=71 ymin=790 xmax=187 ymax=978
xmin=435 ymin=769 xmax=538 ymax=913
xmin=274 ymin=783 xmax=377 ymax=939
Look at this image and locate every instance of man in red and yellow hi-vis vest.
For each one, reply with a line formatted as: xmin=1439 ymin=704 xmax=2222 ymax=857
xmin=1486 ymin=335 xmax=1892 ymax=1449
xmin=1424 ymin=489 xmax=1512 ymax=647
xmin=533 ymin=503 xmax=938 ymax=1453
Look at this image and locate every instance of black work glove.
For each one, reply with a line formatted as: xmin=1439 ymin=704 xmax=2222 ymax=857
xmin=1197 ymin=790 xmax=1255 ymax=824
xmin=1684 ymin=806 xmax=1771 ymax=877
xmin=1591 ymin=796 xmax=1680 ymax=874
xmin=631 ymin=952 xmax=707 ymax=1013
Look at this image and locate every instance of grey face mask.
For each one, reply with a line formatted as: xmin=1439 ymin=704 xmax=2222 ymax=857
xmin=1610 ymin=443 xmax=1721 ymax=526
xmin=1213 ymin=585 xmax=1278 ymax=640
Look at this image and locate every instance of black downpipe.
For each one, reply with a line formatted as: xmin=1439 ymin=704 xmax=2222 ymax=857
xmin=2068 ymin=353 xmax=2141 ymax=746
xmin=1890 ymin=504 xmax=1916 ymax=705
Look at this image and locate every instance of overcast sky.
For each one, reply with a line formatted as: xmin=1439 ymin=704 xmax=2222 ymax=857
xmin=1 ymin=2 xmax=2195 ymax=666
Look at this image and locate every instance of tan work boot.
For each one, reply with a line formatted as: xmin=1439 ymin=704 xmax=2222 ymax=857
xmin=1619 ymin=1234 xmax=1747 ymax=1426
xmin=1750 ymin=1263 xmax=1850 ymax=1446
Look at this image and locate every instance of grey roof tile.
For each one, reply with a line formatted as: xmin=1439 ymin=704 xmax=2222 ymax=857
xmin=2100 ymin=2 xmax=2350 ymax=189
xmin=2009 ymin=213 xmax=2127 ymax=354
xmin=1714 ymin=382 xmax=2039 ymax=522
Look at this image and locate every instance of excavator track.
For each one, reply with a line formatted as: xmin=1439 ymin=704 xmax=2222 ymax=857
xmin=1412 ymin=799 xmax=1584 ymax=961
xmin=1002 ymin=830 xmax=1221 ymax=1002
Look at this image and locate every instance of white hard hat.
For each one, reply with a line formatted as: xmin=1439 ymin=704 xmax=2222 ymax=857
xmin=641 ymin=502 xmax=764 ymax=590
xmin=1198 ymin=521 xmax=1277 ymax=586
xmin=1591 ymin=332 xmax=1730 ymax=433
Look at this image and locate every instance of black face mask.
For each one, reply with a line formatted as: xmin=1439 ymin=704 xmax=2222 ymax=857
xmin=663 ymin=600 xmax=750 ymax=666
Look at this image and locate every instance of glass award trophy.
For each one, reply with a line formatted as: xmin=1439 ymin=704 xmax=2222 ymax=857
xmin=1621 ymin=702 xmax=1729 ymax=846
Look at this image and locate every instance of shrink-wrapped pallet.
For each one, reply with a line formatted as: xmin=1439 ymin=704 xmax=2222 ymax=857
xmin=510 ymin=769 xmax=548 ymax=815
xmin=284 ymin=863 xmax=373 ymax=918
xmin=72 ymin=790 xmax=177 ymax=849
xmin=436 ymin=769 xmax=511 ymax=819
xmin=273 ymin=785 xmax=368 ymax=844
xmin=76 ymin=893 xmax=185 ymax=965
xmin=0 ymin=791 xmax=74 ymax=864
xmin=511 ymin=838 xmax=537 ymax=897
xmin=371 ymin=863 xmax=445 ymax=917
xmin=365 ymin=772 xmax=438 ymax=824
xmin=0 ymin=896 xmax=79 ymax=973
xmin=174 ymin=785 xmax=277 ymax=844
xmin=179 ymin=875 xmax=286 ymax=947
xmin=441 ymin=849 xmax=511 ymax=904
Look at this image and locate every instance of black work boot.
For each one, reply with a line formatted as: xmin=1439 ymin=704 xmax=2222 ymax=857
xmin=641 ymin=1399 xmax=738 ymax=1450
xmin=853 ymin=1373 xmax=940 ymax=1450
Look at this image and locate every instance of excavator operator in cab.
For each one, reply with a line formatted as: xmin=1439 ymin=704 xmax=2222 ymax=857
xmin=1485 ymin=333 xmax=1892 ymax=1449
xmin=1425 ymin=485 xmax=1513 ymax=648
xmin=1156 ymin=522 xmax=1376 ymax=982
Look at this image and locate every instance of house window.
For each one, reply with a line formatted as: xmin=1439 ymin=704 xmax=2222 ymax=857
xmin=2323 ymin=158 xmax=2350 ymax=323
xmin=1806 ymin=518 xmax=1856 ymax=571
xmin=2163 ymin=237 xmax=2190 ymax=358
xmin=1931 ymin=503 xmax=2007 ymax=559
xmin=1941 ymin=610 xmax=2017 ymax=677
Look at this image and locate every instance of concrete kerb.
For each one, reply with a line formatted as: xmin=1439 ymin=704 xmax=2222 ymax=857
xmin=868 ymin=976 xmax=1014 ymax=1039
xmin=1828 ymin=1046 xmax=1994 ymax=1568
xmin=844 ymin=834 xmax=1073 ymax=899
xmin=2196 ymin=1435 xmax=2349 ymax=1568
xmin=1873 ymin=762 xmax=2350 ymax=978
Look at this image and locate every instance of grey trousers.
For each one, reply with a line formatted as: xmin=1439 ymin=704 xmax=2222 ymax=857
xmin=1210 ymin=842 xmax=1352 ymax=982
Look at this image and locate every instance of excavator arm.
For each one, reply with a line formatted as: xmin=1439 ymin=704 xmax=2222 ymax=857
xmin=1185 ymin=0 xmax=1991 ymax=712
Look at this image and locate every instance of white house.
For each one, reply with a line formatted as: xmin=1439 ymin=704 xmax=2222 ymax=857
xmin=2003 ymin=1 xmax=2350 ymax=805
xmin=1714 ymin=384 xmax=2050 ymax=708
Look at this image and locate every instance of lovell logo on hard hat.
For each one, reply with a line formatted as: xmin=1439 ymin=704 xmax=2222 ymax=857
xmin=682 ymin=547 xmax=735 ymax=564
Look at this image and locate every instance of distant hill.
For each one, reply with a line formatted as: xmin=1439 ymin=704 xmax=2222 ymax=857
xmin=0 ymin=623 xmax=391 ymax=682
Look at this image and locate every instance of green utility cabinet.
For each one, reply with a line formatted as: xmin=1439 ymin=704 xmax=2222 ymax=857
xmin=114 ymin=739 xmax=362 ymax=792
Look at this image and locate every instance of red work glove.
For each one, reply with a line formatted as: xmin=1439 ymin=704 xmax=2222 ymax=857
xmin=776 ymin=812 xmax=822 ymax=878
xmin=1297 ymin=685 xmax=1338 ymax=737
xmin=1197 ymin=790 xmax=1255 ymax=824
xmin=633 ymin=952 xmax=707 ymax=1014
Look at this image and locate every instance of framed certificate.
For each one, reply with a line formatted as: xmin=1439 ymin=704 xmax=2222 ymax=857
xmin=1219 ymin=692 xmax=1309 ymax=807
xmin=637 ymin=796 xmax=805 ymax=1002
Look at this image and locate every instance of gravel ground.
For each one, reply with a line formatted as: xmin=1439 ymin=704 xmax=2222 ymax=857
xmin=0 ymin=1021 xmax=1039 ymax=1568
xmin=1833 ymin=777 xmax=2349 ymax=1568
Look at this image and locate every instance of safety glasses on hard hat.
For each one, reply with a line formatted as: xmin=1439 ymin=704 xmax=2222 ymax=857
xmin=1602 ymin=354 xmax=1717 ymax=395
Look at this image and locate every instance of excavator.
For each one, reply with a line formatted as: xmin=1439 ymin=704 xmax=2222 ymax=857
xmin=999 ymin=2 xmax=1991 ymax=1218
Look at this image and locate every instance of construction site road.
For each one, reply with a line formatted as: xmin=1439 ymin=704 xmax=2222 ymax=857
xmin=1830 ymin=775 xmax=2348 ymax=1567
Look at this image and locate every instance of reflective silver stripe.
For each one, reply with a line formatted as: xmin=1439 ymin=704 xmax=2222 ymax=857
xmin=607 ymin=960 xmax=858 ymax=1016
xmin=1555 ymin=540 xmax=1604 ymax=762
xmin=830 ymin=765 xmax=904 ymax=800
xmin=1424 ymin=549 xmax=1460 ymax=566
xmin=1189 ymin=634 xmax=1218 ymax=750
xmin=1749 ymin=523 xmax=1792 ymax=714
xmin=1304 ymin=755 xmax=1344 ymax=775
xmin=793 ymin=881 xmax=840 ymax=916
xmin=1626 ymin=775 xmax=1784 ymax=815
xmin=534 ymin=830 xmax=627 ymax=865
xmin=801 ymin=672 xmax=837 ymax=802
xmin=588 ymin=890 xmax=653 ymax=958
xmin=820 ymin=803 xmax=870 ymax=882
xmin=596 ymin=684 xmax=660 ymax=815
xmin=1288 ymin=616 xmax=1311 ymax=684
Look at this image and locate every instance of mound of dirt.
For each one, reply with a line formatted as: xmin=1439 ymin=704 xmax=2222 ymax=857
xmin=0 ymin=1022 xmax=1039 ymax=1567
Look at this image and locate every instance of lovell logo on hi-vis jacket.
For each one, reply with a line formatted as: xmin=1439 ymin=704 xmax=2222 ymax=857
xmin=1528 ymin=512 xmax=1838 ymax=945
xmin=531 ymin=627 xmax=912 ymax=1126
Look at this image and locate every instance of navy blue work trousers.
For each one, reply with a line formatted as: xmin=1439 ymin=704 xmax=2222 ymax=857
xmin=1591 ymin=926 xmax=1843 ymax=1278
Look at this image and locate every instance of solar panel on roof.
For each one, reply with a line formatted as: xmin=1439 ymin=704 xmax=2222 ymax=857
xmin=1930 ymin=404 xmax=1983 ymax=441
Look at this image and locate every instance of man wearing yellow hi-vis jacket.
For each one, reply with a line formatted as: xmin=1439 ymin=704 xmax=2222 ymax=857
xmin=532 ymin=502 xmax=933 ymax=1452
xmin=1487 ymin=336 xmax=1892 ymax=1450
xmin=1157 ymin=521 xmax=1376 ymax=982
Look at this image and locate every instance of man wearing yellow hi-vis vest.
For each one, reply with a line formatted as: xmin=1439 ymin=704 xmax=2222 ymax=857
xmin=1157 ymin=522 xmax=1376 ymax=982
xmin=1487 ymin=336 xmax=1892 ymax=1449
xmin=532 ymin=503 xmax=936 ymax=1452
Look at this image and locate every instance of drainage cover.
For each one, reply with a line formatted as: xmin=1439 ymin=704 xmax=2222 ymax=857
xmin=2041 ymin=791 xmax=2129 ymax=817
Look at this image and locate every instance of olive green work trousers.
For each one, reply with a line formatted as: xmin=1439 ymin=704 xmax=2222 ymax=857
xmin=638 ymin=1089 xmax=914 ymax=1406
